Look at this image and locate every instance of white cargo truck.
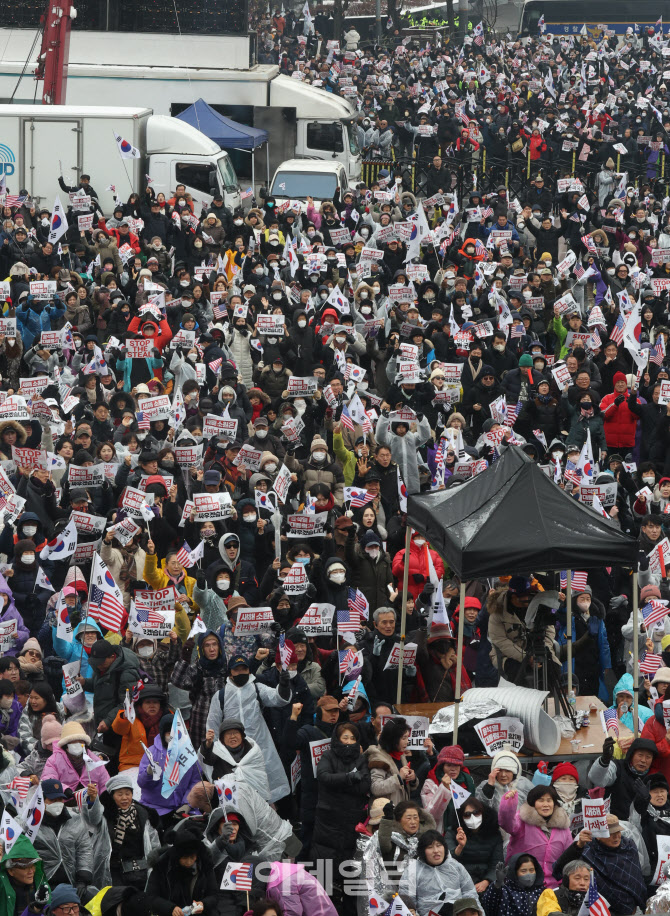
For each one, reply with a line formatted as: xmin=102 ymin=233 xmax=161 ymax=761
xmin=0 ymin=105 xmax=242 ymax=214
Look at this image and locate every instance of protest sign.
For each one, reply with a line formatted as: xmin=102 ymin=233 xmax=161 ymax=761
xmin=234 ymin=606 xmax=275 ymax=636
xmin=193 ymin=492 xmax=234 ymax=520
xmin=0 ymin=619 xmax=17 ymax=653
xmin=309 ymin=737 xmax=331 ymax=776
xmin=286 ymin=512 xmax=328 ymax=537
xmin=297 ymin=603 xmax=336 ymax=636
xmin=583 ymin=799 xmax=609 ymax=838
xmin=134 ymin=587 xmax=177 ymax=615
xmin=474 ymin=717 xmax=524 ymax=755
xmin=71 ymin=511 xmax=106 ymax=536
xmin=129 ymin=606 xmax=175 ymax=639
xmin=127 ymin=339 xmax=154 ymax=359
xmin=138 ymin=395 xmax=171 ymax=421
xmin=578 ymin=482 xmax=618 ymax=508
xmin=68 ymin=464 xmax=105 ymax=488
xmin=383 ymin=642 xmax=418 ymax=669
xmin=287 ymin=377 xmax=319 ymax=396
xmin=202 ymin=414 xmax=239 ymax=440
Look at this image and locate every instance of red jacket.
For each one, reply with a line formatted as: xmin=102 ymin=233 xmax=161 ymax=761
xmin=106 ymin=227 xmax=141 ymax=254
xmin=641 ymin=703 xmax=670 ymax=783
xmin=127 ymin=315 xmax=173 ymax=352
xmin=392 ymin=540 xmax=445 ymax=599
xmin=599 ymin=390 xmax=638 ymax=448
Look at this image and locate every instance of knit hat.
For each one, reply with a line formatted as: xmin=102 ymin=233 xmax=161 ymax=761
xmin=519 ymin=354 xmax=533 ymax=368
xmin=453 ymin=898 xmax=483 ymax=916
xmin=427 ymin=624 xmax=454 ymax=645
xmin=40 ymin=715 xmax=62 ymax=749
xmin=551 ymin=761 xmax=579 ymax=782
xmin=310 ymin=436 xmax=328 ymax=453
xmin=106 ymin=773 xmax=134 ymax=793
xmin=360 ymin=530 xmax=383 ymax=549
xmin=491 ymin=744 xmax=521 ymax=777
xmin=648 ymin=773 xmax=670 ymax=792
xmin=613 ymin=371 xmax=627 ymax=384
xmin=652 ymin=667 xmax=670 ymax=686
xmin=57 ymin=721 xmax=91 ymax=748
xmin=49 ymin=886 xmax=81 ymax=908
xmin=220 ymin=719 xmax=245 ymax=736
xmin=19 ymin=637 xmax=42 ymax=659
xmin=368 ymin=797 xmax=391 ymax=826
xmin=438 ymin=745 xmax=464 ymax=766
xmin=641 ymin=584 xmax=662 ymax=603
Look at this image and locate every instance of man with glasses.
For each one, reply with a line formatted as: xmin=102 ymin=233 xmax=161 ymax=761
xmin=49 ymin=886 xmax=82 ymax=916
xmin=0 ymin=835 xmax=48 ymax=916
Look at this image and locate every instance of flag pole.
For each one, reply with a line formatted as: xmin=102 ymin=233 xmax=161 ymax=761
xmin=396 ymin=523 xmax=413 ymax=705
xmin=453 ymin=580 xmax=466 ymax=745
xmin=633 ymin=569 xmax=640 ymax=738
xmin=566 ymin=570 xmax=572 ymax=699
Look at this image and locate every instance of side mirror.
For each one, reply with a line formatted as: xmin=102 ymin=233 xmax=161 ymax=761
xmin=209 ymin=186 xmax=218 ymax=197
xmin=259 ymin=186 xmax=267 ymax=200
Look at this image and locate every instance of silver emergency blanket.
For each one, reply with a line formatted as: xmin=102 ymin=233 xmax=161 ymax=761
xmin=429 ymin=679 xmax=562 ymax=754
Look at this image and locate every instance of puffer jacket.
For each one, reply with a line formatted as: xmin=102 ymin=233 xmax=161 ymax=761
xmin=364 ymin=744 xmax=419 ymax=806
xmin=600 ymin=389 xmax=639 ymax=449
xmin=482 ymin=853 xmax=545 ymax=916
xmin=137 ymin=730 xmax=200 ymax=815
xmin=226 ymin=326 xmax=254 ymax=389
xmin=445 ymin=802 xmax=503 ymax=884
xmin=289 ymin=451 xmax=345 ymax=506
xmin=41 ymin=744 xmax=110 ymax=793
xmin=391 ymin=538 xmax=445 ymax=599
xmin=498 ymin=793 xmax=571 ymax=889
xmin=82 ymin=646 xmax=142 ymax=729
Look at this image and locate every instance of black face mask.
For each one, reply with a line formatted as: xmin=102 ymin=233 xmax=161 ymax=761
xmin=231 ymin=673 xmax=250 ymax=687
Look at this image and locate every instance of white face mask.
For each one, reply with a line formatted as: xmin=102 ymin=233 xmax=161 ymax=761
xmin=256 ymin=429 xmax=268 ymax=439
xmin=273 ymin=292 xmax=283 ymax=300
xmin=180 ymin=279 xmax=190 ymax=288
xmin=313 ymin=451 xmax=326 ymax=462
xmin=329 ymin=571 xmax=346 ymax=584
xmin=366 ymin=549 xmax=380 ymax=560
xmin=0 ymin=697 xmax=13 ymax=709
xmin=7 ymin=339 xmax=15 ymax=346
xmin=298 ymin=320 xmax=307 ymax=328
xmin=255 ymin=267 xmax=264 ymax=276
xmin=216 ymin=579 xmax=230 ymax=591
xmin=493 ymin=343 xmax=506 ymax=352
xmin=68 ymin=742 xmax=84 ymax=757
xmin=643 ymin=476 xmax=656 ymax=484
xmin=21 ymin=554 xmax=35 ymax=564
xmin=264 ymin=462 xmax=277 ymax=473
xmin=47 ymin=802 xmax=64 ymax=815
xmin=288 ymin=669 xmax=298 ymax=679
xmin=138 ymin=645 xmax=154 ymax=658
xmin=359 ymin=290 xmax=369 ymax=299
xmin=463 ymin=814 xmax=483 ymax=829
xmin=295 ymin=399 xmax=306 ymax=411
xmin=414 ymin=538 xmax=426 ymax=547
xmin=361 ymin=306 xmax=372 ymax=315
xmin=22 ymin=526 xmax=38 ymax=537
xmin=243 ymin=514 xmax=257 ymax=523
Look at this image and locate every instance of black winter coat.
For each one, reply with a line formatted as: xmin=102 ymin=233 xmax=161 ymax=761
xmin=145 ymin=843 xmax=219 ymax=915
xmin=312 ymin=735 xmax=371 ymax=863
xmin=445 ymin=804 xmax=504 ymax=884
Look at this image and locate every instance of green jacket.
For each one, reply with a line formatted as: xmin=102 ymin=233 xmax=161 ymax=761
xmin=0 ymin=835 xmax=49 ymax=916
xmin=550 ymin=314 xmax=569 ymax=359
xmin=333 ymin=431 xmax=357 ymax=486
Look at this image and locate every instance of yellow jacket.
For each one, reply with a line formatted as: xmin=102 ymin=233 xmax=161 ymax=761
xmin=536 ymin=889 xmax=560 ymax=916
xmin=142 ymin=554 xmax=197 ymax=644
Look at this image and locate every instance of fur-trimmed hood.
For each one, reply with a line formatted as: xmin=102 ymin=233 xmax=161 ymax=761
xmin=519 ymin=801 xmax=570 ymax=830
xmin=486 ymin=585 xmax=511 ymax=617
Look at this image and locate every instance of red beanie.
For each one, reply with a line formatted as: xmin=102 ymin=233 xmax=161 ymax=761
xmin=552 ymin=761 xmax=579 ymax=782
xmin=613 ymin=371 xmax=627 ymax=384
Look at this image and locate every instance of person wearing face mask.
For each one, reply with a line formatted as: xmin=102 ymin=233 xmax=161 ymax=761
xmin=284 ymin=310 xmax=317 ymax=377
xmin=111 ymin=682 xmax=168 ymax=777
xmin=32 ymin=777 xmax=100 ymax=899
xmin=224 ymin=318 xmax=255 ymax=389
xmin=289 ymin=437 xmax=345 ymax=507
xmin=481 ymin=853 xmax=545 ymax=916
xmin=392 ymin=531 xmax=445 ymax=600
xmin=399 ymin=829 xmax=479 ymax=915
xmin=243 ymin=416 xmax=286 ymax=462
xmin=254 ymin=639 xmax=315 ymax=744
xmin=170 ymin=629 xmax=228 ymax=751
xmin=446 ymin=798 xmax=502 ymax=896
xmin=0 ymin=331 xmax=24 ymax=393
xmin=258 ymin=357 xmax=292 ymax=400
xmin=347 ymin=530 xmax=393 ymax=613
xmin=206 ymin=653 xmax=291 ymax=803
xmin=499 ymin=785 xmax=571 ymax=890
xmin=0 ymin=680 xmax=21 ymax=755
xmin=0 ymin=571 xmax=28 ymax=658
xmin=555 ymin=585 xmax=615 ymax=703
xmin=228 ymin=496 xmax=275 ymax=576
xmin=42 ymin=722 xmax=110 ymax=794
xmin=100 ymin=524 xmax=148 ymax=611
xmin=136 ymin=713 xmax=200 ymax=823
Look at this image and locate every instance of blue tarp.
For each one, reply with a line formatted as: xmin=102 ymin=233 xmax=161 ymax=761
xmin=177 ymin=98 xmax=268 ymax=151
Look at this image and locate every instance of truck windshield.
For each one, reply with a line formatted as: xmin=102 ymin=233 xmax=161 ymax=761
xmin=217 ymin=155 xmax=239 ymax=191
xmin=271 ymin=171 xmax=338 ymax=199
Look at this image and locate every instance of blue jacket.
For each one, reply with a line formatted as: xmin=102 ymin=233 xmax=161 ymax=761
xmin=556 ymin=602 xmax=612 ymax=703
xmin=137 ymin=730 xmax=200 ymax=815
xmin=15 ymin=296 xmax=65 ymax=349
xmin=52 ymin=615 xmax=103 ymax=685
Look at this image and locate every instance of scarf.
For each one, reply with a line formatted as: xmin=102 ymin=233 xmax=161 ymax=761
xmin=467 ymin=355 xmax=483 ymax=382
xmin=113 ymin=803 xmax=139 ymax=846
xmin=580 ymin=407 xmax=594 ymax=418
xmin=136 ymin=708 xmax=162 ymax=744
xmin=583 ymin=835 xmax=647 ymax=912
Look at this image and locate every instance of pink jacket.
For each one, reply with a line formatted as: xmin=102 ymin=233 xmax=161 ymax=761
xmin=498 ymin=792 xmax=572 ymax=889
xmin=266 ymin=863 xmax=338 ymax=916
xmin=41 ymin=746 xmax=110 ymax=793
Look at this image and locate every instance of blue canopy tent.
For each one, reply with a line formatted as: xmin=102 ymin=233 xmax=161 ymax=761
xmin=177 ymin=98 xmax=270 ymax=193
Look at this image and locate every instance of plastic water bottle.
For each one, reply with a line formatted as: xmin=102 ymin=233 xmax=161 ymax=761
xmin=568 ymin=690 xmax=577 ymax=711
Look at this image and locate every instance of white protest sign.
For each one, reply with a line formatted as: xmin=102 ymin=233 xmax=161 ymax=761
xmin=286 ymin=512 xmax=328 ymax=538
xmin=297 ymin=603 xmax=335 ymax=636
xmin=62 ymin=659 xmax=83 ymax=698
xmin=380 ymin=714 xmax=429 ymax=750
xmin=127 ymin=339 xmax=154 ymax=359
xmin=383 ymin=642 xmax=418 ymax=670
xmin=309 ymin=737 xmax=331 ymax=776
xmin=0 ymin=619 xmax=17 ymax=653
xmin=202 ymin=414 xmax=238 ymax=440
xmin=68 ymin=464 xmax=105 ymax=488
xmin=234 ymin=606 xmax=275 ymax=636
xmin=583 ymin=799 xmax=609 ymax=838
xmin=139 ymin=395 xmax=171 ymax=421
xmin=474 ymin=717 xmax=524 ymax=755
xmin=653 ymin=836 xmax=670 ymax=885
xmin=193 ymin=492 xmax=233 ymax=521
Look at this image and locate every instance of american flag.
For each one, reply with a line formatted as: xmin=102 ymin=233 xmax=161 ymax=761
xmin=510 ymin=324 xmax=524 ymax=339
xmin=89 ymin=583 xmax=126 ymax=632
xmin=240 ymin=187 xmax=254 ymax=201
xmin=8 ymin=776 xmax=31 ymax=800
xmin=559 ymin=571 xmax=588 ymax=590
xmin=136 ymin=411 xmax=150 ymax=431
xmin=74 ymin=787 xmax=88 ymax=812
xmin=339 ymin=646 xmax=357 ymax=673
xmin=457 ymin=108 xmax=471 ymax=126
xmin=481 ymin=206 xmax=493 ymax=218
xmin=507 ymin=401 xmax=522 ymax=425
xmin=3 ymin=195 xmax=27 ymax=208
xmin=337 ymin=607 xmax=361 ymax=634
xmin=602 ymin=707 xmax=619 ymax=737
xmin=563 ymin=461 xmax=581 ymax=487
xmin=176 ymin=541 xmax=191 ymax=566
xmin=208 ymin=357 xmax=223 ymax=374
xmin=643 ymin=600 xmax=670 ymax=628
xmin=475 ymin=239 xmax=488 ymax=258
xmin=340 ymin=403 xmax=355 ymax=431
xmin=581 ymin=235 xmax=597 ymax=254
xmin=229 ymin=863 xmax=254 ymax=890
xmin=439 ymin=236 xmax=450 ymax=257
xmin=574 ymin=263 xmax=585 ymax=280
xmin=344 ymin=487 xmax=375 ymax=508
xmin=589 ymin=328 xmax=602 ymax=351
xmin=135 ymin=604 xmax=166 ymax=627
xmin=213 ymin=303 xmax=227 ymax=319
xmin=609 ymin=314 xmax=625 ymax=346
xmin=349 ymin=586 xmax=369 ymax=618
xmin=588 ymin=872 xmax=611 ymax=916
xmin=650 ymin=336 xmax=666 ymax=367
xmin=640 ymin=652 xmax=663 ymax=674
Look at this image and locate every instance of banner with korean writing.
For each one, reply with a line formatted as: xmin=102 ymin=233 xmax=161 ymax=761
xmin=474 ymin=717 xmax=524 ymax=755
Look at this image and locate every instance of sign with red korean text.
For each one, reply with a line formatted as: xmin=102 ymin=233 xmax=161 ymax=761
xmin=193 ymin=492 xmax=233 ymax=521
xmin=474 ymin=717 xmax=524 ymax=755
xmin=309 ymin=737 xmax=331 ymax=775
xmin=234 ymin=606 xmax=275 ymax=636
xmin=202 ymin=414 xmax=238 ymax=440
xmin=286 ymin=512 xmax=327 ymax=538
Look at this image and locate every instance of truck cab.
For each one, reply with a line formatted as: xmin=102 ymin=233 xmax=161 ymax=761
xmin=267 ymin=159 xmax=349 ymax=205
xmin=146 ymin=115 xmax=242 ymax=212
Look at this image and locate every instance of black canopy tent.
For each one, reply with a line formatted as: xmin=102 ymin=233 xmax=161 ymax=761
xmin=399 ymin=448 xmax=640 ymax=738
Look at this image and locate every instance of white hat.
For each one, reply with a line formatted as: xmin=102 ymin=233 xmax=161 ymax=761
xmin=491 ymin=743 xmax=521 ymax=777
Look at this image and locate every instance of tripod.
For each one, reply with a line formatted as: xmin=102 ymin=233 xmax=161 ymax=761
xmin=513 ymin=627 xmax=578 ymax=727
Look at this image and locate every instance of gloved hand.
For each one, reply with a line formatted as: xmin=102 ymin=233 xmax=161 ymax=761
xmin=404 ymin=664 xmax=417 ymax=677
xmin=615 ymin=394 xmax=625 ymax=405
xmin=270 ymin=621 xmax=283 ymax=635
xmin=415 ymin=412 xmax=424 ymax=422
xmin=196 ymin=571 xmax=207 ymax=590
xmin=601 ymin=736 xmax=615 ymax=765
xmin=218 ymin=821 xmax=236 ymax=839
xmin=412 ymin=573 xmax=425 ymax=584
xmin=494 ymin=863 xmax=507 ymax=889
xmin=422 ymin=582 xmax=436 ymax=596
xmin=348 ymin=770 xmax=364 ymax=785
xmin=373 ymin=635 xmax=384 ymax=656
xmin=383 ymin=801 xmax=395 ymax=819
xmin=279 ymin=668 xmax=290 ymax=688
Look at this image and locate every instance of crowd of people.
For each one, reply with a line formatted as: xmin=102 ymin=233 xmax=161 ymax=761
xmin=1 ymin=10 xmax=670 ymax=916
